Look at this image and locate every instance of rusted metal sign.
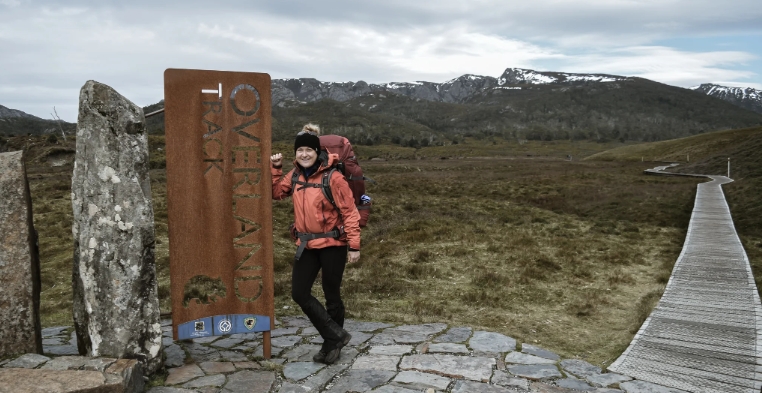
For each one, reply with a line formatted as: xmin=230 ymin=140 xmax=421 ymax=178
xmin=164 ymin=69 xmax=273 ymax=356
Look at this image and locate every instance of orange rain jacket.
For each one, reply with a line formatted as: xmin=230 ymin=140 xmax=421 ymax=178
xmin=272 ymin=153 xmax=361 ymax=251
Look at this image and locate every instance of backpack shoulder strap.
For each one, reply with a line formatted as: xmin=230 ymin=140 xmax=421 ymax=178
xmin=291 ymin=169 xmax=322 ymax=192
xmin=292 ymin=166 xmax=342 ymax=218
xmin=321 ymin=168 xmax=340 ymax=214
xmin=290 ymin=170 xmax=300 ymax=191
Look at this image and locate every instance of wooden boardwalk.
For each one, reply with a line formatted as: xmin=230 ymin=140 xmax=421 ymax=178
xmin=609 ymin=175 xmax=762 ymax=393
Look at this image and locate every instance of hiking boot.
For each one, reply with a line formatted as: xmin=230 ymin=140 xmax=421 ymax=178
xmin=312 ymin=350 xmax=327 ymax=363
xmin=323 ymin=331 xmax=352 ymax=364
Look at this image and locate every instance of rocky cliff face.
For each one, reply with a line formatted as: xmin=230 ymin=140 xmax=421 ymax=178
xmin=692 ymin=84 xmax=762 ymax=114
xmin=271 ymin=68 xmax=631 ymax=107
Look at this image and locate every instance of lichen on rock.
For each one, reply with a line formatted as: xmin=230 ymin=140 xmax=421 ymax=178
xmin=71 ymin=80 xmax=163 ymax=374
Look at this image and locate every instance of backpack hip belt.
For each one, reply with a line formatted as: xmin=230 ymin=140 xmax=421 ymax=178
xmin=294 ymin=227 xmax=345 ymax=262
xmin=346 ymin=173 xmax=377 ymax=184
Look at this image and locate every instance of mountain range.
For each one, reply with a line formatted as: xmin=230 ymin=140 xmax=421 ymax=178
xmin=272 ymin=68 xmax=632 ymax=107
xmin=691 ymin=84 xmax=762 ymax=115
xmin=272 ymin=69 xmax=762 ymax=117
xmin=3 ymin=69 xmax=762 ymax=144
xmin=268 ymin=68 xmax=762 ymax=144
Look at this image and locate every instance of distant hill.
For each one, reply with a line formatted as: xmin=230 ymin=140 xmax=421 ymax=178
xmin=677 ymin=128 xmax=762 ymax=241
xmin=0 ymin=105 xmax=42 ymax=120
xmin=585 ymin=126 xmax=762 ymax=243
xmin=0 ymin=105 xmax=75 ymax=137
xmin=143 ymin=100 xmax=165 ymax=135
xmin=141 ymin=67 xmax=762 ymax=143
xmin=691 ymin=84 xmax=762 ymax=115
xmin=584 ymin=126 xmax=762 ymax=165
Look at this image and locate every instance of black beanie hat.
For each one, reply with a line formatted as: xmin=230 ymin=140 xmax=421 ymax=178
xmin=294 ymin=132 xmax=321 ymax=153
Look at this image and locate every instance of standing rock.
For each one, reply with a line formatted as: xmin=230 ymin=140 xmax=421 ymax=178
xmin=71 ymin=80 xmax=162 ymax=373
xmin=0 ymin=150 xmax=42 ymax=356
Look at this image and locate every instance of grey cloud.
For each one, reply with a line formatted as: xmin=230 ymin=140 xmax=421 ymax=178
xmin=248 ymin=0 xmax=762 ymax=45
xmin=1 ymin=0 xmax=761 ymax=120
xmin=23 ymin=0 xmax=762 ymax=40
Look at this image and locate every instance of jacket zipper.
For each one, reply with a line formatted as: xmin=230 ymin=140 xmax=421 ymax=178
xmin=298 ymin=163 xmax=334 ymax=239
xmin=299 ymin=170 xmax=308 ymax=235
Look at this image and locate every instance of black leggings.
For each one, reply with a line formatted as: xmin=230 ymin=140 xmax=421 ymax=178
xmin=291 ymin=245 xmax=347 ymax=348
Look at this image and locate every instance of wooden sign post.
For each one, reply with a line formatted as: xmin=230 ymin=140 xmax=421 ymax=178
xmin=164 ymin=69 xmax=274 ymax=357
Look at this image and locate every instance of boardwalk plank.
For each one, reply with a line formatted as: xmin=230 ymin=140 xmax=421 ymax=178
xmin=615 ymin=354 xmax=757 ymax=389
xmin=615 ymin=364 xmax=752 ymax=393
xmin=640 ymin=336 xmax=758 ymax=358
xmin=609 ymin=175 xmax=762 ymax=393
xmin=630 ymin=342 xmax=758 ymax=370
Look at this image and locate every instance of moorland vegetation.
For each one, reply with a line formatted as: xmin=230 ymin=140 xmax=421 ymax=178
xmin=588 ymin=126 xmax=762 ymax=292
xmin=2 ymin=72 xmax=761 ymax=367
xmin=9 ymin=131 xmax=739 ymax=367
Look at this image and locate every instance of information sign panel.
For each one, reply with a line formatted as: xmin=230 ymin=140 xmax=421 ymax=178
xmin=164 ymin=69 xmax=274 ymax=355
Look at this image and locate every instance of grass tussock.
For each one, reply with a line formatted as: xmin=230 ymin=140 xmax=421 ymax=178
xmin=633 ymin=288 xmax=665 ymax=333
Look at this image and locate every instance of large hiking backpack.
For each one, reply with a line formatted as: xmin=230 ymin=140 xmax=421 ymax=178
xmin=290 ymin=135 xmax=374 ymax=227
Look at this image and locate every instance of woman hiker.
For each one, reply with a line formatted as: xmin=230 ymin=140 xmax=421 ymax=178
xmin=270 ymin=123 xmax=361 ymax=364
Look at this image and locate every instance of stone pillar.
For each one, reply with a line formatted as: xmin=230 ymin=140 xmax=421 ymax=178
xmin=71 ymin=80 xmax=163 ymax=373
xmin=0 ymin=150 xmax=42 ymax=356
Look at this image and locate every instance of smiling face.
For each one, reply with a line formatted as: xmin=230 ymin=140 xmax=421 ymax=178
xmin=295 ymin=146 xmax=318 ymax=168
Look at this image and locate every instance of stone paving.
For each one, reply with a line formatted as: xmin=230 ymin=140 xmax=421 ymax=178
xmin=2 ymin=316 xmax=692 ymax=392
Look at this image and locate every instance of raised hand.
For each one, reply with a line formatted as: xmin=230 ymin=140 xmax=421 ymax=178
xmin=270 ymin=153 xmax=283 ymax=168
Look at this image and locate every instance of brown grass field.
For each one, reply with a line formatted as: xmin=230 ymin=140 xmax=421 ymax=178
xmin=285 ymin=155 xmax=698 ymax=366
xmin=587 ymin=126 xmax=762 ymax=293
xmin=12 ymin=135 xmax=719 ymax=367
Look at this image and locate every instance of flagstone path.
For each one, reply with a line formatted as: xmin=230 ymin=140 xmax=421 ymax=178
xmin=3 ymin=316 xmax=692 ymax=393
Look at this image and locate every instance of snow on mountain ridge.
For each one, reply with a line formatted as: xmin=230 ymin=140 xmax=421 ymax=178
xmin=383 ymin=81 xmax=424 ymax=89
xmin=498 ymin=68 xmax=628 ymax=86
xmin=692 ymin=83 xmax=760 ymax=100
xmin=271 ymin=67 xmax=633 ymax=107
xmin=443 ymin=74 xmax=491 ymax=85
xmin=692 ymin=83 xmax=762 ymax=114
xmin=565 ymin=75 xmax=620 ymax=83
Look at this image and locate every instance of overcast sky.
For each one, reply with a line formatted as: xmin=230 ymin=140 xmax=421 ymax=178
xmin=1 ymin=0 xmax=761 ymax=122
